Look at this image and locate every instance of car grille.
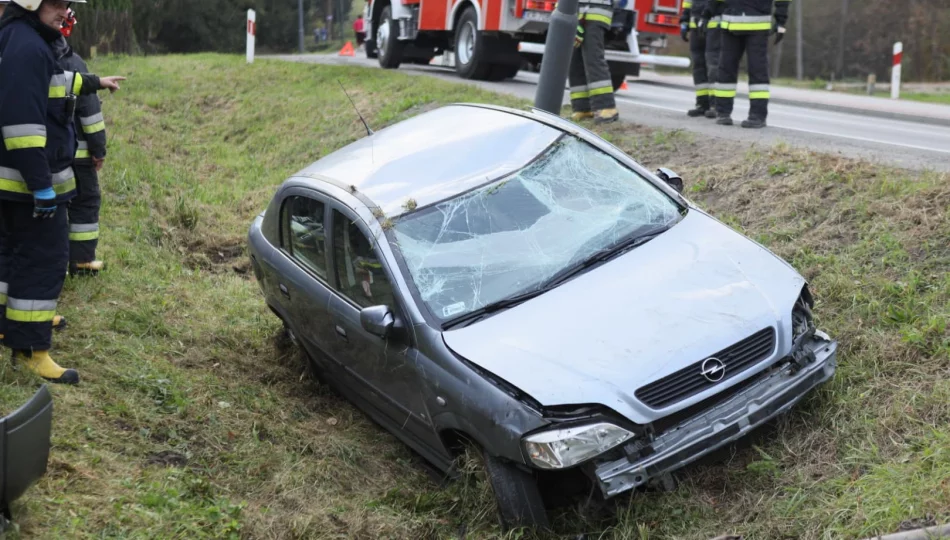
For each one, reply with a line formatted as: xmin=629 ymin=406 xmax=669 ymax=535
xmin=634 ymin=327 xmax=776 ymax=409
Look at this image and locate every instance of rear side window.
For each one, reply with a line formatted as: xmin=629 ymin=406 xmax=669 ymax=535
xmin=282 ymin=196 xmax=328 ymax=279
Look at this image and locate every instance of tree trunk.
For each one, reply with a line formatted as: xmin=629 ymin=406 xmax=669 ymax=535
xmin=835 ymin=0 xmax=849 ymax=78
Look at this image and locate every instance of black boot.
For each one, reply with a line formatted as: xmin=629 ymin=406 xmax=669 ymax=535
xmin=741 ymin=117 xmax=767 ymax=128
xmin=687 ymin=96 xmax=710 ymax=117
xmin=716 ymin=115 xmax=733 ymax=126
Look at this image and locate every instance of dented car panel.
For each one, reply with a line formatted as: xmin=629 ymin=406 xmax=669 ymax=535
xmin=593 ymin=333 xmax=837 ymax=497
xmin=247 ymin=103 xmax=838 ymax=504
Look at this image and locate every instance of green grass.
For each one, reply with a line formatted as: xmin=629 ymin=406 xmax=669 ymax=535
xmin=1 ymin=53 xmax=948 ymax=539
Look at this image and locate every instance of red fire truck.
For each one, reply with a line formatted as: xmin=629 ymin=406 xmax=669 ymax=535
xmin=363 ymin=0 xmax=690 ymax=90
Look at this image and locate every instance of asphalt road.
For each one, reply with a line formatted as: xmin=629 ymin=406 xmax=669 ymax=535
xmin=270 ymin=53 xmax=950 ymax=172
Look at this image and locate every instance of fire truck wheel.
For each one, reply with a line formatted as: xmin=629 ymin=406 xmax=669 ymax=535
xmin=376 ymin=5 xmax=405 ymax=69
xmin=488 ymin=63 xmax=520 ymax=81
xmin=454 ymin=6 xmax=493 ymax=80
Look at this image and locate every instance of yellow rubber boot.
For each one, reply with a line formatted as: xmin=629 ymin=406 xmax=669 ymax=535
xmin=571 ymin=111 xmax=593 ymax=121
xmin=53 ymin=315 xmax=67 ymax=330
xmin=594 ymin=108 xmax=619 ymax=124
xmin=70 ymin=260 xmax=105 ymax=276
xmin=15 ymin=350 xmax=80 ymax=385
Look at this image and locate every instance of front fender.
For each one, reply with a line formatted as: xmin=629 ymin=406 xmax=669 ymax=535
xmin=1 ymin=384 xmax=53 ymax=512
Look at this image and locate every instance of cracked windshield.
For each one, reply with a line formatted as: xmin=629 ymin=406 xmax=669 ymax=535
xmin=391 ymin=135 xmax=683 ymax=323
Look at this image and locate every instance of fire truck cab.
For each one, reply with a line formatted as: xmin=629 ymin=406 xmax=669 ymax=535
xmin=363 ymin=0 xmax=690 ymax=90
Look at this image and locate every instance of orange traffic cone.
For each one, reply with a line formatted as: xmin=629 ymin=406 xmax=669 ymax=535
xmin=339 ymin=41 xmax=355 ymax=56
xmin=620 ymin=80 xmax=629 ymax=90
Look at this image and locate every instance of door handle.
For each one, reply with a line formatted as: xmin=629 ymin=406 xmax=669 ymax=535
xmin=335 ymin=325 xmax=348 ymax=341
xmin=279 ymin=284 xmax=290 ymax=299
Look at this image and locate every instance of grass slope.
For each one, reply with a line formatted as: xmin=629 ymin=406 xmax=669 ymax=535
xmin=0 ymin=53 xmax=946 ymax=539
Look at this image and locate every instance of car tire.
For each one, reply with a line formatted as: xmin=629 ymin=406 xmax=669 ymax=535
xmin=377 ymin=5 xmax=404 ymax=69
xmin=488 ymin=63 xmax=520 ymax=81
xmin=478 ymin=447 xmax=550 ymax=531
xmin=454 ymin=6 xmax=493 ymax=80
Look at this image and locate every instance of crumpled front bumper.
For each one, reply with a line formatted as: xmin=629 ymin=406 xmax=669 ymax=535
xmin=593 ymin=331 xmax=837 ymax=499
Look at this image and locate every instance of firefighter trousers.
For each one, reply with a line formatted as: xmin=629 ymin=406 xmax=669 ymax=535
xmin=716 ymin=30 xmax=770 ymax=120
xmin=68 ymin=164 xmax=101 ymax=264
xmin=0 ymin=201 xmax=69 ymax=351
xmin=569 ymin=20 xmax=615 ymax=113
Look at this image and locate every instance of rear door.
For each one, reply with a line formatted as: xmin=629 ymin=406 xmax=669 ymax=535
xmin=274 ymin=189 xmax=338 ymax=373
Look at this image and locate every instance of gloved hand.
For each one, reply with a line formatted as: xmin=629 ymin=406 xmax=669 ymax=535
xmin=32 ymin=187 xmax=57 ymax=219
xmin=680 ymin=22 xmax=689 ymax=42
xmin=773 ymin=24 xmax=786 ymax=45
xmin=574 ymin=24 xmax=585 ymax=48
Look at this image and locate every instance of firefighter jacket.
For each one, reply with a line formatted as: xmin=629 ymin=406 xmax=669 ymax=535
xmin=717 ymin=0 xmax=791 ymax=32
xmin=578 ymin=0 xmax=613 ymax=26
xmin=680 ymin=0 xmax=709 ymax=28
xmin=0 ymin=12 xmax=102 ymax=204
xmin=53 ymin=37 xmax=106 ymax=166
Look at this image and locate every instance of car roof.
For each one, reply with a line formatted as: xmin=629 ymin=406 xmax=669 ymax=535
xmin=293 ymin=104 xmax=563 ymax=217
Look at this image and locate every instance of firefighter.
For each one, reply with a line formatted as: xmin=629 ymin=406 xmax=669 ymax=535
xmin=710 ymin=0 xmax=789 ymax=128
xmin=0 ymin=0 xmax=125 ymax=384
xmin=568 ymin=0 xmax=619 ymax=125
xmin=680 ymin=0 xmax=719 ymax=118
xmin=55 ymin=8 xmax=106 ymax=276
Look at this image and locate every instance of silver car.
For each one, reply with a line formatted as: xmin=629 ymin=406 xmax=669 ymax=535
xmin=246 ymin=103 xmax=838 ymax=531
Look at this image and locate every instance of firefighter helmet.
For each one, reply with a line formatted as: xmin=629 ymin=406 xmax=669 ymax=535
xmin=60 ymin=7 xmax=75 ymax=36
xmin=8 ymin=0 xmax=87 ymax=12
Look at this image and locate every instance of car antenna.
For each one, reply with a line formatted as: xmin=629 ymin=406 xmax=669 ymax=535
xmin=338 ymin=79 xmax=374 ymax=136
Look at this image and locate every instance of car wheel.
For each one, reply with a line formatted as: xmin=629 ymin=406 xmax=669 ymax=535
xmin=377 ymin=5 xmax=404 ymax=69
xmin=454 ymin=6 xmax=493 ymax=80
xmin=488 ymin=62 xmax=520 ymax=81
xmin=477 ymin=447 xmax=550 ymax=531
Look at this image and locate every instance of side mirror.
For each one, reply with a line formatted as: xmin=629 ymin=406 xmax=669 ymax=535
xmin=360 ymin=305 xmax=395 ymax=339
xmin=655 ymin=168 xmax=684 ymax=194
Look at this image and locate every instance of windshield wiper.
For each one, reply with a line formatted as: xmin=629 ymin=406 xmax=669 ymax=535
xmin=442 ymin=288 xmax=551 ymax=329
xmin=542 ymin=224 xmax=672 ymax=289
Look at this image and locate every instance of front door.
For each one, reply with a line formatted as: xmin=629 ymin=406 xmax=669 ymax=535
xmin=323 ymin=205 xmax=435 ymax=443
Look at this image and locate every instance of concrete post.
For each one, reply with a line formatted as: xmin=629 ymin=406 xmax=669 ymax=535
xmin=534 ymin=0 xmax=579 ymax=115
xmin=298 ymin=0 xmax=306 ymax=54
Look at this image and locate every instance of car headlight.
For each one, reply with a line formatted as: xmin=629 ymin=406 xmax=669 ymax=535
xmin=522 ymin=422 xmax=634 ymax=469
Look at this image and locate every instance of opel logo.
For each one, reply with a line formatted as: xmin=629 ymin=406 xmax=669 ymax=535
xmin=700 ymin=358 xmax=726 ymax=382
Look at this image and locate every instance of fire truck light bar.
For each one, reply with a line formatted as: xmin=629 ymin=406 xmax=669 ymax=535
xmin=525 ymin=0 xmax=556 ymax=11
xmin=646 ymin=12 xmax=679 ymax=25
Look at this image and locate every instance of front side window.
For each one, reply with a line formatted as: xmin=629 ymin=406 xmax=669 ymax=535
xmin=283 ymin=196 xmax=328 ymax=279
xmin=332 ymin=210 xmax=396 ymax=309
xmin=390 ymin=135 xmax=684 ymax=324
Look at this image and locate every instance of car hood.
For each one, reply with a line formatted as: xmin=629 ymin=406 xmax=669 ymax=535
xmin=441 ymin=209 xmax=807 ymax=424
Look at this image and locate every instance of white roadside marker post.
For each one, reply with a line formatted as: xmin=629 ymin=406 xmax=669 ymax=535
xmin=891 ymin=41 xmax=902 ymax=100
xmin=247 ymin=9 xmax=257 ymax=64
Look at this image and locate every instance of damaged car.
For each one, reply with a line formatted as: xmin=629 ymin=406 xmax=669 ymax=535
xmin=247 ymin=103 xmax=838 ymax=530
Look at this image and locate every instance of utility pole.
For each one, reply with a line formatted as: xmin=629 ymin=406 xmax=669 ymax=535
xmin=534 ymin=0 xmax=579 ymax=114
xmin=795 ymin=0 xmax=803 ymax=80
xmin=298 ymin=0 xmax=305 ymax=53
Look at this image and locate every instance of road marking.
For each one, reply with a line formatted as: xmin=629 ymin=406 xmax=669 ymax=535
xmin=614 ymin=96 xmax=950 ymax=154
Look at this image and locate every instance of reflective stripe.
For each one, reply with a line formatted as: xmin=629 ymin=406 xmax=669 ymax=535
xmin=689 ymin=21 xmax=698 ymax=28
xmin=2 ymin=124 xmax=47 ymax=150
xmin=49 ymin=73 xmax=66 ymax=98
xmin=749 ymin=91 xmax=771 ymax=99
xmin=707 ymin=20 xmax=720 ymax=28
xmin=571 ymin=90 xmax=590 ymax=100
xmin=0 ymin=281 xmax=6 ymax=306
xmin=6 ymin=297 xmax=57 ymax=323
xmin=76 ymin=140 xmax=90 ymax=158
xmin=583 ymin=13 xmax=612 ymax=24
xmin=697 ymin=89 xmax=712 ymax=96
xmin=723 ymin=14 xmax=773 ymax=23
xmin=589 ymin=86 xmax=614 ymax=97
xmin=0 ymin=166 xmax=76 ymax=195
xmin=69 ymin=71 xmax=83 ymax=95
xmin=725 ymin=22 xmax=772 ymax=30
xmin=69 ymin=222 xmax=99 ymax=241
xmin=682 ymin=0 xmax=692 ymax=7
xmin=749 ymin=84 xmax=770 ymax=92
xmin=81 ymin=113 xmax=105 ymax=134
xmin=714 ymin=84 xmax=737 ymax=98
xmin=570 ymin=85 xmax=588 ymax=93
xmin=0 ymin=282 xmax=7 ymax=295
